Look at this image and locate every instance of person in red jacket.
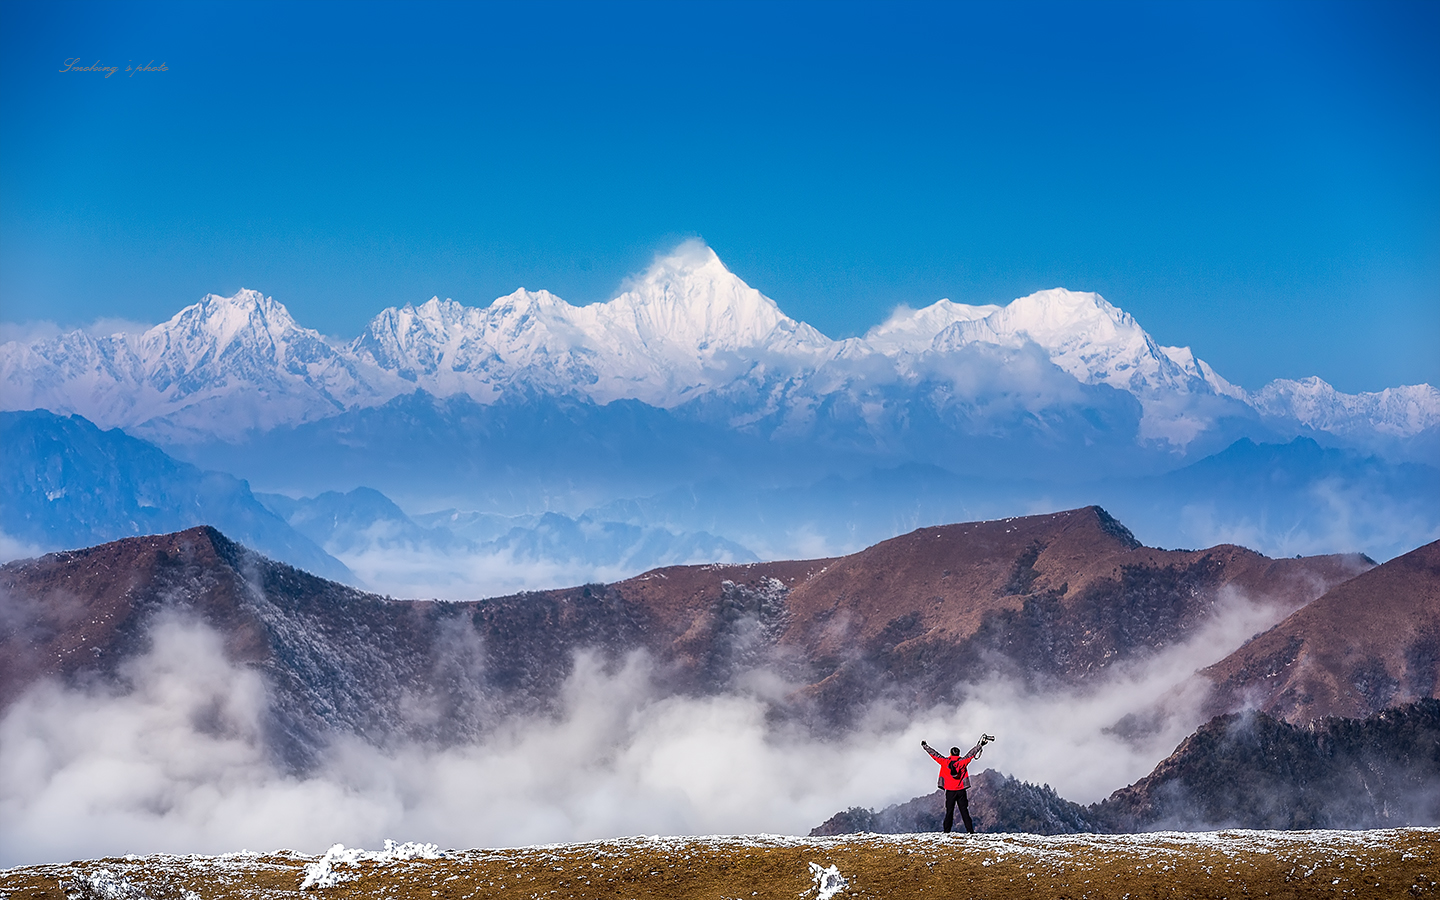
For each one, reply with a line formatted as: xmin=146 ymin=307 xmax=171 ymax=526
xmin=921 ymin=736 xmax=990 ymax=833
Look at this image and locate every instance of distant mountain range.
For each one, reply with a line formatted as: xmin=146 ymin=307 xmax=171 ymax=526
xmin=577 ymin=434 xmax=1440 ymax=563
xmin=3 ymin=403 xmax=1434 ymax=596
xmin=3 ymin=242 xmax=1435 ymax=457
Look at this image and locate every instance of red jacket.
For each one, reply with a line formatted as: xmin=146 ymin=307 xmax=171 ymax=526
xmin=926 ymin=744 xmax=976 ymax=791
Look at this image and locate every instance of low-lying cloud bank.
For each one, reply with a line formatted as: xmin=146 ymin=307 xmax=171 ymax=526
xmin=336 ymin=539 xmax=755 ymax=601
xmin=0 ymin=589 xmax=1289 ymax=866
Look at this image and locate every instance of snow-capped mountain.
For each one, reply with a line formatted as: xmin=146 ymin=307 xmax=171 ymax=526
xmin=1 ymin=242 xmax=1434 ymax=455
xmin=845 ymin=288 xmax=1255 ymax=446
xmin=929 ymin=289 xmax=1221 ymax=395
xmin=339 ymin=255 xmax=1261 ymax=448
xmin=350 ymin=242 xmax=832 ymax=408
xmin=0 ymin=289 xmax=388 ymax=441
xmin=1252 ymin=376 xmax=1440 ymax=439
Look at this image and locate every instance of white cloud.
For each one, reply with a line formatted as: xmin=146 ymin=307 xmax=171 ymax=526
xmin=0 ymin=317 xmax=153 ymax=344
xmin=333 ymin=542 xmax=750 ymax=600
xmin=84 ymin=317 xmax=154 ymax=338
xmin=0 ymin=321 xmax=63 ymax=344
xmin=0 ymin=532 xmax=48 ymax=564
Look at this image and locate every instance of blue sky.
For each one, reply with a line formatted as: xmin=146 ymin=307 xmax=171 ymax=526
xmin=1 ymin=0 xmax=1436 ymax=393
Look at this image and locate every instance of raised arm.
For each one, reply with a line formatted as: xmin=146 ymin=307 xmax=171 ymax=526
xmin=921 ymin=739 xmax=944 ymax=763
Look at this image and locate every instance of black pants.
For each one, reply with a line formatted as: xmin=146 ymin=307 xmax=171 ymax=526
xmin=943 ymin=788 xmax=974 ymax=833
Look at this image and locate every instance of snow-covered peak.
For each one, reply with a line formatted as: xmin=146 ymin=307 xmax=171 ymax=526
xmin=602 ymin=240 xmax=813 ymax=352
xmin=133 ymin=288 xmax=325 ymax=371
xmin=412 ymin=296 xmax=461 ymax=321
xmin=964 ymin=288 xmax=1137 ymax=349
xmin=485 ymin=288 xmax=571 ymax=319
xmin=864 ymin=299 xmax=1003 ymax=354
xmin=0 ymin=288 xmax=383 ymax=440
xmin=353 ymin=297 xmax=465 ymax=375
xmin=934 ymin=288 xmax=1199 ymax=395
xmin=634 ymin=238 xmax=727 ymax=284
xmin=144 ymin=288 xmax=303 ymax=361
xmin=348 ymin=244 xmax=833 ymax=408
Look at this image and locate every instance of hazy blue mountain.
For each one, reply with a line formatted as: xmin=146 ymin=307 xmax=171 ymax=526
xmin=487 ymin=511 xmax=756 ymax=571
xmin=412 ymin=508 xmax=543 ymax=544
xmin=585 ymin=438 xmax=1440 ymax=563
xmin=172 ymin=389 xmax=807 ymax=513
xmin=257 ymin=484 xmax=758 ymax=599
xmin=0 ymin=410 xmax=352 ymax=581
xmin=175 ymin=378 xmax=1186 ymax=519
xmin=1097 ymin=437 xmax=1440 ymax=561
xmin=256 ymin=486 xmax=464 ymax=554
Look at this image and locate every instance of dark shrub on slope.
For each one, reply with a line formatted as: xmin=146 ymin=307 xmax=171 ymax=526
xmin=815 ymin=701 xmax=1440 ymax=835
xmin=1094 ymin=699 xmax=1440 ymax=831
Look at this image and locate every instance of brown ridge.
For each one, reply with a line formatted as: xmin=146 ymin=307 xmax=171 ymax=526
xmin=1202 ymin=539 xmax=1440 ymax=723
xmin=0 ymin=509 xmax=1379 ymax=736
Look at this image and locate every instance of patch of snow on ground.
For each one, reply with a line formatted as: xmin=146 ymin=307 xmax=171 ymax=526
xmin=807 ymin=861 xmax=847 ymax=899
xmin=60 ymin=868 xmax=199 ymax=900
xmin=299 ymin=840 xmax=442 ymax=890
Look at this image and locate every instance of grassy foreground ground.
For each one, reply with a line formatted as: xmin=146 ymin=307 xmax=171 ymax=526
xmin=3 ymin=829 xmax=1437 ymax=900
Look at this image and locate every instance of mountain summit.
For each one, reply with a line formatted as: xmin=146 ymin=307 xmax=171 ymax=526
xmin=934 ymin=289 xmax=1195 ymax=392
xmin=606 ymin=240 xmax=809 ymax=352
